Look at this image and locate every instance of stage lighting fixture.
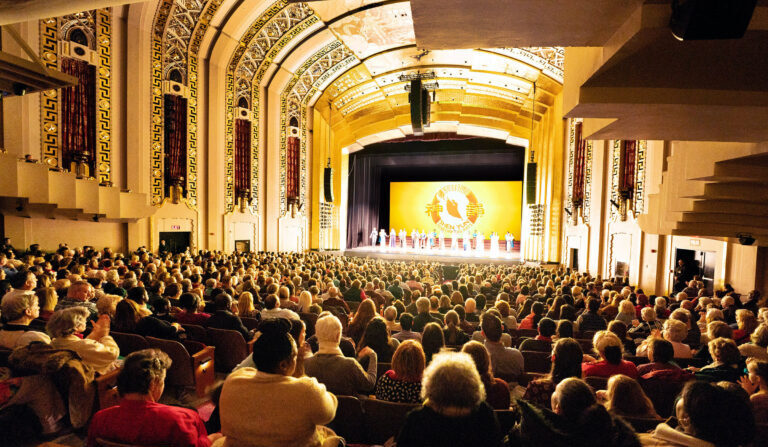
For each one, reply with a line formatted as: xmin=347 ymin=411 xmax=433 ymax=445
xmin=670 ymin=0 xmax=757 ymax=41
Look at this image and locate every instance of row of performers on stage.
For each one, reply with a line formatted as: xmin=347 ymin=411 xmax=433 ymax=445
xmin=370 ymin=228 xmax=516 ymax=253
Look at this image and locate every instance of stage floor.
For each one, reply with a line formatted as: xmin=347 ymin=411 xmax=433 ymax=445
xmin=343 ymin=246 xmax=523 ymax=265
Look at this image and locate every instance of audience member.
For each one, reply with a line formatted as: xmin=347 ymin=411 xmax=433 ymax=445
xmin=375 ymin=340 xmax=424 ymax=404
xmin=462 ymin=341 xmax=510 ymax=410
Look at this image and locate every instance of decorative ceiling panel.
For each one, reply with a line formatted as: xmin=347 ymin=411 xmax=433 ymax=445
xmin=329 ymin=2 xmax=416 ymax=60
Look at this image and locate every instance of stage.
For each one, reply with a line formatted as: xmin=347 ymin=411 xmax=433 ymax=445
xmin=343 ymin=245 xmax=523 ymax=265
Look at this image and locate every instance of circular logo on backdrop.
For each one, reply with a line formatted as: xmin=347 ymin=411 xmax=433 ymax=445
xmin=425 ymin=184 xmax=485 ymax=232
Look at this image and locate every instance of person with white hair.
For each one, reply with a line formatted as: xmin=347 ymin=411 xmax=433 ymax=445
xmin=637 ymin=319 xmax=692 ymax=359
xmin=0 ymin=292 xmax=50 ymax=348
xmin=395 ymin=351 xmax=502 ymax=447
xmin=47 ymin=307 xmax=119 ymax=375
xmin=304 ymin=314 xmax=378 ymax=396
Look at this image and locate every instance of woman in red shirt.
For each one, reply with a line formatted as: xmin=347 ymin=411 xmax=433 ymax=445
xmin=581 ymin=330 xmax=638 ymax=379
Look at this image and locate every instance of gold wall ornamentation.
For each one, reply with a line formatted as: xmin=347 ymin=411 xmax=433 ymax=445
xmin=224 ymin=1 xmax=317 ymax=213
xmin=279 ymin=40 xmax=357 ymax=213
xmin=566 ymin=119 xmax=592 ymax=224
xmin=150 ymin=0 xmax=221 ymax=207
xmin=96 ymin=9 xmax=112 ymax=184
xmin=39 ymin=18 xmax=60 ymax=167
xmin=610 ymin=139 xmax=646 ymax=221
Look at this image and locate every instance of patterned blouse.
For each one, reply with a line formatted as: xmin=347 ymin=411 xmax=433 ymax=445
xmin=522 ymin=377 xmax=555 ymax=410
xmin=374 ymin=370 xmax=422 ymax=404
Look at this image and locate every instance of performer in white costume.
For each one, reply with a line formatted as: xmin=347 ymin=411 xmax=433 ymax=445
xmin=438 ymin=230 xmax=445 ymax=250
xmin=451 ymin=231 xmax=459 ymax=251
xmin=427 ymin=230 xmax=435 ymax=250
xmin=411 ymin=229 xmax=419 ymax=249
xmin=505 ymin=232 xmax=515 ymax=252
xmin=419 ymin=230 xmax=427 ymax=250
xmin=379 ymin=229 xmax=387 ymax=248
xmin=476 ymin=232 xmax=484 ymax=253
xmin=399 ymin=229 xmax=407 ymax=248
xmin=462 ymin=231 xmax=470 ymax=251
xmin=490 ymin=232 xmax=499 ymax=254
xmin=389 ymin=228 xmax=397 ymax=248
xmin=370 ymin=229 xmax=378 ymax=247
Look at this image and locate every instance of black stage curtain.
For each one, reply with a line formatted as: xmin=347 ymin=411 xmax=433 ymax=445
xmin=345 ymin=137 xmax=524 ymax=248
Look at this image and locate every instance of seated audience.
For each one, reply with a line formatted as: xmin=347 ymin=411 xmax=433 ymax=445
xmin=519 ymin=317 xmax=556 ymax=352
xmin=392 ymin=312 xmax=422 ymax=343
xmin=637 ymin=319 xmax=692 ymax=359
xmin=345 ymin=298 xmax=377 ymax=345
xmin=614 ymin=300 xmax=636 ymax=327
xmin=260 ymin=293 xmax=299 ymax=321
xmin=733 ymin=309 xmax=758 ymax=345
xmin=413 ymin=297 xmax=442 ymax=332
xmin=462 ymin=341 xmax=510 ymax=410
xmin=523 ymin=337 xmax=583 ymax=410
xmin=443 ymin=310 xmax=470 ymax=345
xmin=639 ymin=381 xmax=755 ymax=447
xmin=205 ymin=293 xmax=252 ymax=341
xmin=575 ymin=298 xmax=607 ymax=332
xmin=236 ymin=291 xmax=259 ymax=318
xmin=0 ymin=292 xmax=51 ymax=348
xmin=608 ymin=320 xmax=636 ymax=356
xmin=35 ymin=287 xmax=58 ymax=321
xmin=480 ymin=313 xmax=524 ymax=381
xmin=87 ymin=349 xmax=215 ymax=447
xmin=599 ymin=374 xmax=659 ymax=419
xmin=304 ymin=314 xmax=377 ymax=396
xmin=422 ymin=322 xmax=446 ymax=364
xmin=358 ymin=316 xmax=399 ymax=362
xmin=396 ymin=351 xmax=502 ymax=447
xmin=175 ymin=292 xmax=211 ymax=326
xmin=629 ymin=307 xmax=662 ymax=340
xmin=582 ymin=330 xmax=638 ymax=379
xmin=113 ymin=299 xmax=183 ymax=340
xmin=218 ymin=319 xmax=341 ymax=447
xmin=375 ymin=340 xmax=425 ymax=404
xmin=739 ymin=322 xmax=768 ymax=362
xmin=637 ymin=338 xmax=693 ymax=381
xmin=554 ymin=319 xmax=574 ymax=340
xmin=518 ymin=301 xmax=545 ymax=330
xmin=382 ymin=305 xmax=401 ymax=333
xmin=694 ymin=337 xmax=744 ymax=383
xmin=739 ymin=358 xmax=768 ymax=423
xmin=511 ymin=378 xmax=638 ymax=447
xmin=47 ymin=307 xmax=119 ymax=375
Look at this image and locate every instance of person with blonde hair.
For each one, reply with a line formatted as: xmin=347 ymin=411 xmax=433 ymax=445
xmin=494 ymin=300 xmax=517 ymax=330
xmin=96 ymin=294 xmax=122 ymax=318
xmin=382 ymin=305 xmax=401 ymax=333
xmin=236 ymin=291 xmax=258 ymax=318
xmin=739 ymin=323 xmax=768 ymax=362
xmin=695 ymin=337 xmax=743 ymax=383
xmin=297 ymin=290 xmax=313 ymax=314
xmin=614 ymin=300 xmax=636 ymax=327
xmin=375 ymin=340 xmax=425 ymax=403
xmin=733 ymin=309 xmax=758 ymax=345
xmin=396 ymin=351 xmax=502 ymax=447
xmin=598 ymin=374 xmax=659 ymax=419
xmin=637 ymin=319 xmax=692 ymax=359
xmin=35 ymin=287 xmax=58 ymax=321
xmin=582 ymin=330 xmax=638 ymax=379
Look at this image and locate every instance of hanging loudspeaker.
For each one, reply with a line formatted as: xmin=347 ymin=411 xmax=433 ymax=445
xmin=324 ymin=167 xmax=333 ymax=203
xmin=526 ymin=163 xmax=537 ymax=205
xmin=409 ymin=79 xmax=423 ymax=136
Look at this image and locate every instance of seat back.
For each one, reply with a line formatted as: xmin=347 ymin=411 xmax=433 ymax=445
xmin=240 ymin=317 xmax=260 ymax=332
xmin=110 ymin=331 xmax=149 ymax=356
xmin=94 ymin=367 xmax=122 ymax=411
xmin=516 ymin=328 xmax=538 ymax=338
xmin=327 ymin=395 xmax=366 ymax=444
xmin=95 ymin=438 xmax=164 ymax=447
xmin=623 ymin=416 xmax=664 ymax=434
xmin=584 ymin=376 xmax=609 ymax=390
xmin=640 ymin=378 xmax=685 ymax=418
xmin=361 ymin=397 xmax=419 ymax=445
xmin=576 ymin=338 xmax=594 ymax=353
xmin=146 ymin=336 xmax=194 ymax=387
xmin=625 ymin=355 xmax=648 ymax=365
xmin=299 ymin=312 xmax=319 ymax=337
xmin=182 ymin=339 xmax=206 ymax=355
xmin=521 ymin=350 xmax=551 ymax=373
xmin=376 ymin=362 xmax=392 ymax=379
xmin=207 ymin=327 xmax=248 ymax=372
xmin=181 ymin=324 xmax=208 ymax=344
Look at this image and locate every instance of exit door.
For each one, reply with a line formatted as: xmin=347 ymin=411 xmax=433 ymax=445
xmin=159 ymin=232 xmax=190 ymax=254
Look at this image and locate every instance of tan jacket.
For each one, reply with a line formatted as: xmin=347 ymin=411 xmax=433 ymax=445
xmin=51 ymin=335 xmax=119 ymax=375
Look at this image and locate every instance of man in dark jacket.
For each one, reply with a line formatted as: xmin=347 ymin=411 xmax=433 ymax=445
xmin=205 ymin=293 xmax=252 ymax=341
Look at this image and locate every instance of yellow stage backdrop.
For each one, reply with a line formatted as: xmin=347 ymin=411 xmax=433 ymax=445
xmin=389 ymin=181 xmax=522 ymax=239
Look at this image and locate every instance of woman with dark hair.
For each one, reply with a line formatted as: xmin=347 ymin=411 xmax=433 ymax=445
xmin=358 ymin=316 xmax=399 ymax=362
xmin=175 ymin=292 xmax=210 ymax=325
xmin=510 ymin=378 xmax=639 ymax=447
xmin=546 ymin=297 xmax=566 ymax=320
xmin=518 ymin=301 xmax=545 ymax=330
xmin=640 ymin=381 xmax=755 ymax=447
xmin=555 ymin=320 xmax=574 ymax=340
xmin=375 ymin=340 xmax=425 ymax=403
xmin=523 ymin=338 xmax=583 ymax=410
xmin=582 ymin=331 xmax=638 ymax=379
xmin=558 ymin=304 xmax=577 ymax=322
xmin=218 ymin=319 xmax=341 ymax=447
xmin=112 ymin=299 xmax=183 ymax=340
xmin=126 ymin=286 xmax=153 ymax=317
xmin=87 ymin=349 xmax=215 ymax=447
xmin=462 ymin=341 xmax=510 ymax=409
xmin=422 ymin=322 xmax=445 ymax=364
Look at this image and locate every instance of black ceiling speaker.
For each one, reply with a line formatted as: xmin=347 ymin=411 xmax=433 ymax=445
xmin=526 ymin=163 xmax=537 ymax=205
xmin=670 ymin=0 xmax=757 ymax=40
xmin=323 ymin=165 xmax=333 ymax=203
xmin=738 ymin=233 xmax=756 ymax=246
xmin=409 ymin=79 xmax=424 ymax=136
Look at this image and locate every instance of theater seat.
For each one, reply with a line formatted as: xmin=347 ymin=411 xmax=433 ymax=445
xmin=146 ymin=336 xmax=215 ymax=397
xmin=327 ymin=395 xmax=366 ymax=444
xmin=207 ymin=328 xmax=249 ymax=372
xmin=640 ymin=378 xmax=685 ymax=418
xmin=110 ymin=332 xmax=149 ymax=356
xmin=584 ymin=376 xmax=608 ymax=390
xmin=240 ymin=317 xmax=260 ymax=332
xmin=181 ymin=324 xmax=209 ymax=345
xmin=361 ymin=397 xmax=419 ymax=445
xmin=95 ymin=367 xmax=122 ymax=411
xmin=299 ymin=312 xmax=318 ymax=337
xmin=95 ymin=438 xmax=164 ymax=447
xmin=521 ymin=350 xmax=551 ymax=373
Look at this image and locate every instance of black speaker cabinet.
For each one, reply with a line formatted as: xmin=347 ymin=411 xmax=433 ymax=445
xmin=323 ymin=167 xmax=333 ymax=203
xmin=526 ymin=163 xmax=537 ymax=204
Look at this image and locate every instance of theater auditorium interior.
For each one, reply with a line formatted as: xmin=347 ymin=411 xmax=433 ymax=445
xmin=1 ymin=0 xmax=768 ymax=446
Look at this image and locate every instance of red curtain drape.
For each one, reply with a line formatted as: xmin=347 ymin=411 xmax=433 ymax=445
xmin=61 ymin=57 xmax=96 ymax=172
xmin=572 ymin=122 xmax=586 ymax=205
xmin=164 ymin=94 xmax=187 ymax=197
xmin=619 ymin=140 xmax=637 ymax=198
xmin=235 ymin=119 xmax=251 ymax=198
xmin=286 ymin=136 xmax=300 ymax=201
